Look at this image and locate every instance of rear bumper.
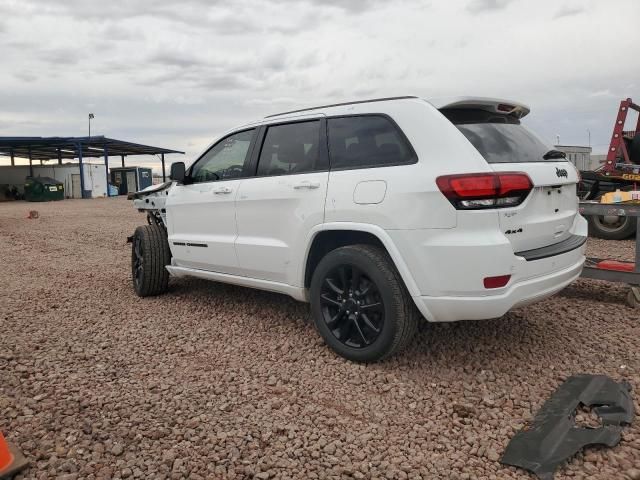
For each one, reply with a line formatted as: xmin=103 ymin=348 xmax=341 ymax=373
xmin=413 ymin=252 xmax=584 ymax=322
xmin=387 ymin=213 xmax=588 ymax=322
xmin=515 ymin=234 xmax=587 ymax=261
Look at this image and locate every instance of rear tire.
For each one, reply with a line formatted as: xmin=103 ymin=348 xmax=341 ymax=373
xmin=310 ymin=244 xmax=418 ymax=363
xmin=588 ymin=215 xmax=637 ymax=240
xmin=131 ymin=224 xmax=171 ymax=297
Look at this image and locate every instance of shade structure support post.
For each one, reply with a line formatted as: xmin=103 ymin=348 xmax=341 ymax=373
xmin=161 ymin=153 xmax=166 ymax=182
xmin=57 ymin=148 xmax=62 ymax=165
xmin=77 ymin=142 xmax=88 ymax=199
xmin=28 ymin=147 xmax=33 ymax=177
xmin=104 ymin=144 xmax=110 ymax=197
xmin=121 ymin=155 xmax=125 ymax=168
xmin=10 ymin=149 xmax=14 ymax=166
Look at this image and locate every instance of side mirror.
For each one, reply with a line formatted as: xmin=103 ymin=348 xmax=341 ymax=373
xmin=170 ymin=162 xmax=186 ymax=183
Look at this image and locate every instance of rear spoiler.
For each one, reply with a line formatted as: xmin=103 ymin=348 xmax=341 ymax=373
xmin=428 ymin=96 xmax=531 ymax=119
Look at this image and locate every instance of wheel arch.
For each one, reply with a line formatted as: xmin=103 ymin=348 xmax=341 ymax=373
xmin=300 ymin=223 xmax=421 ymax=297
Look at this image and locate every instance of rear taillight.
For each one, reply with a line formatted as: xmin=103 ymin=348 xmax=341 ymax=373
xmin=436 ymin=172 xmax=533 ymax=209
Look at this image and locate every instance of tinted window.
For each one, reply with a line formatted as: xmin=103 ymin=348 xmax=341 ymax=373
xmin=257 ymin=121 xmax=323 ymax=176
xmin=442 ymin=108 xmax=559 ymax=164
xmin=191 ymin=129 xmax=254 ymax=183
xmin=328 ymin=116 xmax=415 ymax=169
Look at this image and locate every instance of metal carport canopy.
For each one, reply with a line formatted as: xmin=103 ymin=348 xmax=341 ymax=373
xmin=0 ymin=136 xmax=184 ymax=161
xmin=0 ymin=136 xmax=184 ymax=198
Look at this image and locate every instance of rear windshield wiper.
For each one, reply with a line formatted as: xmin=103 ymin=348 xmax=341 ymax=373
xmin=543 ymin=149 xmax=567 ymax=160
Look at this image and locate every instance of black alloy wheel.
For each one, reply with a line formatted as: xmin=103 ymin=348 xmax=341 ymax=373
xmin=310 ymin=244 xmax=419 ymax=362
xmin=319 ymin=264 xmax=385 ymax=348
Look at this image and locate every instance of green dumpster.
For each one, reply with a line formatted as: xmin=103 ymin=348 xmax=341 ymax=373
xmin=24 ymin=176 xmax=64 ymax=202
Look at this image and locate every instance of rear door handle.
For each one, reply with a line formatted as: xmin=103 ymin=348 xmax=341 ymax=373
xmin=293 ymin=181 xmax=320 ymax=190
xmin=213 ymin=186 xmax=233 ymax=194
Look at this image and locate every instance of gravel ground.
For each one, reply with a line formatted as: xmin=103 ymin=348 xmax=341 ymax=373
xmin=1 ymin=197 xmax=639 ymax=480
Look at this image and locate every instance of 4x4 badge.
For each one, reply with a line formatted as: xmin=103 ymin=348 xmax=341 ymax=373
xmin=556 ymin=167 xmax=568 ymax=178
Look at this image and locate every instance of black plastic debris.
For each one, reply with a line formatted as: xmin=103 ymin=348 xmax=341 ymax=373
xmin=501 ymin=374 xmax=634 ymax=480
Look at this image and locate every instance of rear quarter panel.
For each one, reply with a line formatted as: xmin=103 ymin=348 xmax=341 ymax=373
xmin=323 ymin=99 xmax=491 ymax=229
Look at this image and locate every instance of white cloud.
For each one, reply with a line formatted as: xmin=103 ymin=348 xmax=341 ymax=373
xmin=553 ymin=5 xmax=586 ymax=19
xmin=466 ymin=0 xmax=512 ymax=14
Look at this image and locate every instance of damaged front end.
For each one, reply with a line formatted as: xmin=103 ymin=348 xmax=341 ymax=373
xmin=128 ymin=181 xmax=173 ymax=228
xmin=501 ymin=374 xmax=634 ymax=480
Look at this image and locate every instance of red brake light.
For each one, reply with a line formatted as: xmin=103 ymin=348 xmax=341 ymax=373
xmin=497 ymin=103 xmax=515 ymax=113
xmin=436 ymin=172 xmax=533 ymax=210
xmin=445 ymin=174 xmax=498 ymax=198
xmin=497 ymin=173 xmax=532 ymax=196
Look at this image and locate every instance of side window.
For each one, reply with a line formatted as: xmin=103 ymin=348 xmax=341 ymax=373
xmin=327 ymin=116 xmax=416 ymax=169
xmin=256 ymin=120 xmax=324 ymax=176
xmin=190 ymin=129 xmax=255 ymax=183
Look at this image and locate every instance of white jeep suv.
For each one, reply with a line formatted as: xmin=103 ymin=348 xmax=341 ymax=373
xmin=130 ymin=96 xmax=587 ymax=362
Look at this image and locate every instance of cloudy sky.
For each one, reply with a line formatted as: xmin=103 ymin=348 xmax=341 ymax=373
xmin=0 ymin=0 xmax=638 ymax=171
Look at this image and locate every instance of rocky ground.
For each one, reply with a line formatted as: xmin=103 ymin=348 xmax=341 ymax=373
xmin=1 ymin=197 xmax=639 ymax=480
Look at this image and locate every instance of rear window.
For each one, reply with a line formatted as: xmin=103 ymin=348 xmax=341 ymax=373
xmin=442 ymin=108 xmax=560 ymax=164
xmin=328 ymin=115 xmax=416 ymax=169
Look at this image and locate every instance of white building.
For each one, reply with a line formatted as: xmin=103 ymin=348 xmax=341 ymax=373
xmin=553 ymin=145 xmax=599 ymax=171
xmin=590 ymin=154 xmax=607 ymax=168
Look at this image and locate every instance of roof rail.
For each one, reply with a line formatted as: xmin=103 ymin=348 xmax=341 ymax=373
xmin=265 ymin=96 xmax=419 ymax=118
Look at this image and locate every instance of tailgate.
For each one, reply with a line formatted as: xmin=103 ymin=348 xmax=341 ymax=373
xmin=438 ymin=101 xmax=583 ymax=254
xmin=491 ymin=162 xmax=579 ymax=252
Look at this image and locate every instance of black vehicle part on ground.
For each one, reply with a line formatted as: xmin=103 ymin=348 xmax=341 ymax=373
xmin=131 ymin=224 xmax=171 ymax=297
xmin=501 ymin=374 xmax=634 ymax=480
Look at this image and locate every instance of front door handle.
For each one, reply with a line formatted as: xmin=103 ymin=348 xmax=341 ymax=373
xmin=293 ymin=181 xmax=320 ymax=190
xmin=213 ymin=186 xmax=233 ymax=194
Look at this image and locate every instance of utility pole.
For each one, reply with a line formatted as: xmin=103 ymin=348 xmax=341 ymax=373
xmin=88 ymin=113 xmax=95 ymax=138
xmin=587 ymin=129 xmax=591 ymax=147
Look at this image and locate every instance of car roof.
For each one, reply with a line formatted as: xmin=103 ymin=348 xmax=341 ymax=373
xmin=264 ymin=96 xmax=419 ymax=118
xmin=213 ymin=95 xmax=531 ymax=147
